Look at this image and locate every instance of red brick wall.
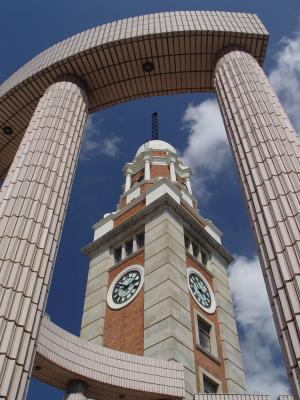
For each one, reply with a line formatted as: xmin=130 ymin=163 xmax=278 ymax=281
xmin=103 ymin=251 xmax=144 ymax=355
xmin=186 ymin=254 xmax=228 ymax=392
xmin=151 ymin=151 xmax=167 ymax=157
xmin=151 ymin=164 xmax=170 ymax=179
xmin=114 ymin=200 xmax=145 ymax=226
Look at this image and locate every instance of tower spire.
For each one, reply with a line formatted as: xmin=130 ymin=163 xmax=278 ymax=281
xmin=151 ymin=112 xmax=158 ymax=140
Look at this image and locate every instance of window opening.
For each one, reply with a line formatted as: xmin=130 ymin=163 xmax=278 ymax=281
xmin=198 ymin=316 xmax=211 ymax=353
xmin=114 ymin=246 xmax=122 ymax=263
xmin=137 ymin=171 xmax=144 ymax=182
xmin=184 ymin=234 xmax=190 ymax=249
xmin=203 ymin=375 xmax=218 ymax=393
xmin=201 ymin=250 xmax=208 ymax=266
xmin=192 ymin=242 xmax=199 ymax=258
xmin=125 ymin=240 xmax=133 ymax=256
xmin=136 ymin=232 xmax=145 ymax=248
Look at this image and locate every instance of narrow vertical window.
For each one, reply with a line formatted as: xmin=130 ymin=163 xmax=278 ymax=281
xmin=184 ymin=234 xmax=190 ymax=250
xmin=114 ymin=246 xmax=122 ymax=263
xmin=201 ymin=250 xmax=208 ymax=266
xmin=192 ymin=242 xmax=199 ymax=258
xmin=136 ymin=232 xmax=144 ymax=248
xmin=198 ymin=317 xmax=211 ymax=352
xmin=137 ymin=170 xmax=144 ymax=182
xmin=203 ymin=375 xmax=218 ymax=393
xmin=125 ymin=240 xmax=133 ymax=256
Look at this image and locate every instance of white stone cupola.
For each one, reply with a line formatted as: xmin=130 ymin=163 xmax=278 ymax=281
xmin=120 ymin=139 xmax=194 ymax=208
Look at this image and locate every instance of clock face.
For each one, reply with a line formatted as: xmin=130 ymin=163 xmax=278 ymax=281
xmin=107 ymin=265 xmax=144 ymax=309
xmin=187 ymin=267 xmax=216 ymax=313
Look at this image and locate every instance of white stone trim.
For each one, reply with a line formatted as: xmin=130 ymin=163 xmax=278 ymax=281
xmin=187 ymin=267 xmax=216 ymax=314
xmin=144 ymin=157 xmax=151 ymax=180
xmin=146 ymin=182 xmax=180 ymax=205
xmin=185 ymin=177 xmax=192 ymax=194
xmin=204 ymin=219 xmax=223 ymax=244
xmin=125 ymin=170 xmax=132 ymax=192
xmin=94 ymin=219 xmax=114 ymax=241
xmin=126 ymin=186 xmax=141 ymax=204
xmin=181 ymin=190 xmax=193 ymax=207
xmin=107 ymin=264 xmax=144 ymax=310
xmin=199 ymin=367 xmax=223 ymax=393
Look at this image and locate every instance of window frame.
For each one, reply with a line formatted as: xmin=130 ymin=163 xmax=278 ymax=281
xmin=197 ymin=316 xmax=211 ymax=353
xmin=203 ymin=374 xmax=219 ymax=393
xmin=194 ymin=310 xmax=219 ymax=360
xmin=199 ymin=368 xmax=222 ymax=394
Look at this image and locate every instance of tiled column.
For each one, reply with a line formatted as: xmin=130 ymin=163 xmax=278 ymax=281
xmin=0 ymin=78 xmax=88 ymax=400
xmin=215 ymin=49 xmax=300 ymax=398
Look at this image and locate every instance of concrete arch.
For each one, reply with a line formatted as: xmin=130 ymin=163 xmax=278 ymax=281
xmin=0 ymin=11 xmax=268 ymax=179
xmin=1 ymin=10 xmax=300 ymax=400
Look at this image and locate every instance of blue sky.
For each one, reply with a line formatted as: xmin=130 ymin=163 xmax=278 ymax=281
xmin=1 ymin=1 xmax=300 ymax=399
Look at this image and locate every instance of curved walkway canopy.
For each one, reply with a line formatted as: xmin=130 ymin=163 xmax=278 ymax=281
xmin=33 ymin=318 xmax=185 ymax=400
xmin=0 ymin=11 xmax=268 ymax=179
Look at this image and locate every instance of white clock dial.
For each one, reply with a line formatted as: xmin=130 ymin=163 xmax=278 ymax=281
xmin=107 ymin=265 xmax=144 ymax=309
xmin=187 ymin=267 xmax=216 ymax=314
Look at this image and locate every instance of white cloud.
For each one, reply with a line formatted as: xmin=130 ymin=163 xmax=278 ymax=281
xmin=80 ymin=115 xmax=121 ymax=160
xmin=229 ymin=256 xmax=290 ymax=398
xmin=181 ymin=29 xmax=300 ymax=202
xmin=269 ymin=29 xmax=300 ymax=133
xmin=182 ymin=99 xmax=229 ymax=200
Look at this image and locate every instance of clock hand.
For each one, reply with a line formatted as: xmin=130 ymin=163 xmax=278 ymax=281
xmin=196 ymin=281 xmax=206 ymax=293
xmin=116 ymin=283 xmax=127 ymax=289
xmin=123 ymin=277 xmax=135 ymax=287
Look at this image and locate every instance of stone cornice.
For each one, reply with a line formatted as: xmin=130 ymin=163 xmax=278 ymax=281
xmin=82 ymin=192 xmax=233 ymax=264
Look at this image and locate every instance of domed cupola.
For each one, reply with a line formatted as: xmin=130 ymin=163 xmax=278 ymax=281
xmin=119 ymin=136 xmax=194 ymax=209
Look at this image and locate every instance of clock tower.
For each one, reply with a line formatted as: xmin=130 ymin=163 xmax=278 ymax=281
xmin=80 ymin=139 xmax=246 ymax=399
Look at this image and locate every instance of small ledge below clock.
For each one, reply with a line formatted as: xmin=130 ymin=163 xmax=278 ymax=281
xmin=195 ymin=344 xmax=221 ymax=365
xmin=109 ymin=247 xmax=144 ymax=272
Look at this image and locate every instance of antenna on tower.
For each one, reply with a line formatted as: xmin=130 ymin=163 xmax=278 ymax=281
xmin=151 ymin=112 xmax=158 ymax=140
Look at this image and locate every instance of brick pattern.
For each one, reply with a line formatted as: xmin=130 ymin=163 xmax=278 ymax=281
xmin=152 ymin=151 xmax=167 ymax=157
xmin=195 ymin=395 xmax=271 ymax=400
xmin=187 ymin=255 xmax=228 ymax=393
xmin=151 ymin=164 xmax=170 ymax=179
xmin=278 ymin=396 xmax=294 ymax=400
xmin=114 ymin=200 xmax=145 ymax=226
xmin=103 ymin=252 xmax=144 ymax=354
xmin=0 ymin=80 xmax=88 ymax=399
xmin=0 ymin=12 xmax=268 ymax=180
xmin=215 ymin=49 xmax=300 ymax=397
xmin=33 ymin=317 xmax=186 ymax=399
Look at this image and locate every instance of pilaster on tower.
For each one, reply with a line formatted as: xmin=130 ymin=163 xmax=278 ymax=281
xmin=81 ymin=138 xmax=246 ymax=399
